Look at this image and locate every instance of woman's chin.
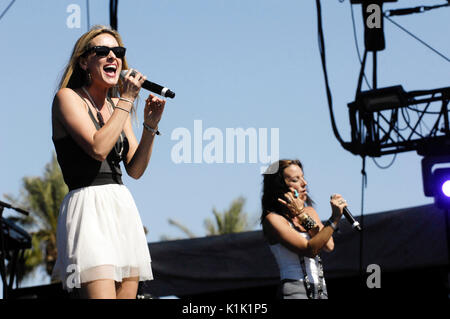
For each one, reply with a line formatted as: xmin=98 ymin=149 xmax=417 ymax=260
xmin=101 ymin=73 xmax=119 ymax=87
xmin=105 ymin=79 xmax=119 ymax=87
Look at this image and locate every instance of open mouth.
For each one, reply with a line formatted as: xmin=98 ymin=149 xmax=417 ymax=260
xmin=103 ymin=64 xmax=117 ymax=77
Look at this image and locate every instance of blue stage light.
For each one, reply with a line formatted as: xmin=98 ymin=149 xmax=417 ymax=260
xmin=442 ymin=180 xmax=450 ymax=198
xmin=433 ymin=168 xmax=450 ymax=208
xmin=421 ymin=156 xmax=450 ymax=209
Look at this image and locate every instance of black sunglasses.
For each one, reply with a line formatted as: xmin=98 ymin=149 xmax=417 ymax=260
xmin=83 ymin=46 xmax=126 ymax=59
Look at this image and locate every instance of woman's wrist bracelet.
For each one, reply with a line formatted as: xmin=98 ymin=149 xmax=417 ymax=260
xmin=143 ymin=122 xmax=161 ymax=136
xmin=294 ymin=207 xmax=305 ymax=217
xmin=325 ymin=218 xmax=339 ymax=231
xmin=119 ymin=97 xmax=134 ymax=105
xmin=115 ymin=106 xmax=130 ymax=113
xmin=301 ymin=214 xmax=317 ymax=231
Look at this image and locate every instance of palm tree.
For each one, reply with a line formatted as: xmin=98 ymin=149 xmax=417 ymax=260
xmin=204 ymin=197 xmax=249 ymax=236
xmin=162 ymin=196 xmax=255 ymax=240
xmin=3 ymin=154 xmax=68 ymax=282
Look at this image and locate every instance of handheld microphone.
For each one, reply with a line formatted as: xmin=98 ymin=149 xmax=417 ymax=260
xmin=343 ymin=207 xmax=362 ymax=231
xmin=120 ymin=70 xmax=176 ymax=99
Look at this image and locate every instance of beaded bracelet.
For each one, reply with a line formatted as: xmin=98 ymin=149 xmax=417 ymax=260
xmin=301 ymin=215 xmax=318 ymax=231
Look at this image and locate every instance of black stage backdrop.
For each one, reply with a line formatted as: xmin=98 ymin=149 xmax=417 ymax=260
xmin=9 ymin=204 xmax=450 ymax=300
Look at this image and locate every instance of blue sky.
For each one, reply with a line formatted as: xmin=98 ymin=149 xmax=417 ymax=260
xmin=1 ymin=0 xmax=449 ymax=292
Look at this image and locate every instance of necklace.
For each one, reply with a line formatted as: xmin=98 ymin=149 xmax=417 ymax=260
xmin=299 ymin=254 xmax=326 ymax=299
xmin=81 ymin=87 xmax=105 ymax=126
xmin=288 ymin=219 xmax=327 ymax=299
xmin=81 ymin=87 xmax=124 ymax=158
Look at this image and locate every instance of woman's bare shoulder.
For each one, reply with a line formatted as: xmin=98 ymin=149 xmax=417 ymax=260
xmin=53 ymin=88 xmax=84 ymax=110
xmin=55 ymin=87 xmax=77 ymax=99
xmin=263 ymin=213 xmax=290 ymax=243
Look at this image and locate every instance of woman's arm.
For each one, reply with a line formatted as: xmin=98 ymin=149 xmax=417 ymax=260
xmin=304 ymin=207 xmax=335 ymax=252
xmin=272 ymin=192 xmax=345 ymax=257
xmin=53 ymin=70 xmax=145 ymax=161
xmin=264 ymin=213 xmax=337 ymax=258
xmin=53 ymin=88 xmax=131 ymax=162
xmin=122 ymin=94 xmax=165 ymax=179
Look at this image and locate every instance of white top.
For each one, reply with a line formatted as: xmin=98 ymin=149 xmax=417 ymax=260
xmin=269 ymin=229 xmax=321 ymax=284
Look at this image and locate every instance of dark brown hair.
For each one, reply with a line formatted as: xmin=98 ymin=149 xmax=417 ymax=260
xmin=260 ymin=159 xmax=313 ymax=225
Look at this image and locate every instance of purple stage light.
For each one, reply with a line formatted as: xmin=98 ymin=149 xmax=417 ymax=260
xmin=442 ymin=180 xmax=450 ymax=198
xmin=421 ymin=158 xmax=450 ymax=209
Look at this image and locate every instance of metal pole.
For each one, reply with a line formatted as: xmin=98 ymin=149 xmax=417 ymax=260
xmin=86 ymin=0 xmax=90 ymax=30
xmin=0 ymin=207 xmax=8 ymax=299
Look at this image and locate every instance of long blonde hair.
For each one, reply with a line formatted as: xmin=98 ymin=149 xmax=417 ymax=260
xmin=58 ymin=25 xmax=129 ymax=100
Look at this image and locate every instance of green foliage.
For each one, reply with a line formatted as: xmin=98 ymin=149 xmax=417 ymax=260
xmin=162 ymin=196 xmax=256 ymax=240
xmin=168 ymin=218 xmax=197 ymax=238
xmin=4 ymin=153 xmax=68 ymax=281
xmin=204 ymin=197 xmax=248 ymax=236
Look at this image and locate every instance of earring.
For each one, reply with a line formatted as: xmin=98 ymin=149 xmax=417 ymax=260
xmin=86 ymin=71 xmax=92 ymax=85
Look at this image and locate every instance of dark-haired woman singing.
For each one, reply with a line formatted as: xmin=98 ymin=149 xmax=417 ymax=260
xmin=261 ymin=159 xmax=346 ymax=299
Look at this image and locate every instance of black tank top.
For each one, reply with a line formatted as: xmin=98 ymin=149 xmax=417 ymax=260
xmin=53 ymin=96 xmax=129 ymax=191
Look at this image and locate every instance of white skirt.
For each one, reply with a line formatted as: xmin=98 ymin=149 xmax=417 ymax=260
xmin=51 ymin=184 xmax=153 ymax=291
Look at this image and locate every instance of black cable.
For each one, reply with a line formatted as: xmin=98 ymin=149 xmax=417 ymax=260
xmin=0 ymin=0 xmax=16 ymax=22
xmin=350 ymin=2 xmax=372 ymax=90
xmin=399 ymin=107 xmax=411 ymax=131
xmin=400 ymin=107 xmax=430 ymax=137
xmin=315 ymin=0 xmax=349 ymax=149
xmin=403 ymin=96 xmax=445 ymax=139
xmin=385 ymin=3 xmax=450 ymax=17
xmin=384 ymin=14 xmax=450 ymax=63
xmin=359 ymin=156 xmax=367 ymax=280
xmin=407 ymin=105 xmax=444 ymax=115
xmin=419 ymin=115 xmax=432 ymax=135
xmin=404 ymin=98 xmax=440 ymax=137
xmin=372 ymin=150 xmax=397 ymax=169
xmin=401 ymin=108 xmax=420 ymax=132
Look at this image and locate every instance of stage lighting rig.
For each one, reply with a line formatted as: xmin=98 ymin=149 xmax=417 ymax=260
xmin=342 ymin=1 xmax=450 ymax=159
xmin=316 ymin=1 xmax=450 ymax=211
xmin=347 ymin=85 xmax=450 ymax=157
xmin=342 ymin=0 xmax=450 ymax=157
